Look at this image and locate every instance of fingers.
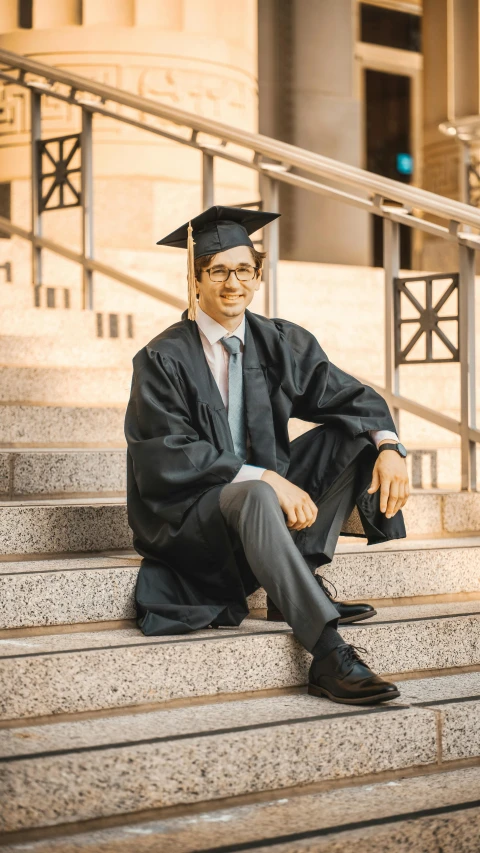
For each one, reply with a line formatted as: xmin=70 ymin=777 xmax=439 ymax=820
xmin=379 ymin=481 xmax=390 ymax=514
xmin=286 ymin=494 xmax=318 ymax=530
xmin=291 ymin=505 xmax=307 ymax=531
xmin=367 ymin=465 xmax=380 ymax=494
xmin=392 ymin=482 xmax=404 ymax=516
xmin=380 ymin=477 xmax=410 ymax=517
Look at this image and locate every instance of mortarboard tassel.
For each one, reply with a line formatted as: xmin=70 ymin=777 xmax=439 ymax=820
xmin=187 ymin=220 xmax=197 ymax=321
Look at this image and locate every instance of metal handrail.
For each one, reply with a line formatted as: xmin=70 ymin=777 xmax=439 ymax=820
xmin=0 ymin=215 xmax=185 ymax=310
xmin=1 ymin=47 xmax=480 ymax=232
xmin=0 ymin=48 xmax=477 ymax=489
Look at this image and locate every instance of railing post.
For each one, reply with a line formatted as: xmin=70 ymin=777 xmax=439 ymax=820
xmin=81 ymin=108 xmax=94 ymax=310
xmin=260 ymin=172 xmax=279 ymax=318
xmin=30 ymin=90 xmax=42 ymax=299
xmin=202 ymin=152 xmax=214 ymax=209
xmin=383 ymin=218 xmax=400 ymax=430
xmin=458 ymin=243 xmax=477 ymax=490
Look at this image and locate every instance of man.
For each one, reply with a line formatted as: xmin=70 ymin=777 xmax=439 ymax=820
xmin=125 ymin=206 xmax=409 ymax=706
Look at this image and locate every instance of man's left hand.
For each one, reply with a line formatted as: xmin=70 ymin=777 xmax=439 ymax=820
xmin=367 ymin=447 xmax=409 ymax=518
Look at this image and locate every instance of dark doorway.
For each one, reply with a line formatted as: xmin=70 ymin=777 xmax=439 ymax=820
xmin=365 ymin=69 xmax=412 ymax=269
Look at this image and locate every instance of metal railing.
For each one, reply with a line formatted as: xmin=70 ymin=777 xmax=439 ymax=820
xmin=0 ymin=47 xmax=478 ymax=489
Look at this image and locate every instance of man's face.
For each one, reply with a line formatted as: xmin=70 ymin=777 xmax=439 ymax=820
xmin=196 ymin=246 xmax=261 ymax=324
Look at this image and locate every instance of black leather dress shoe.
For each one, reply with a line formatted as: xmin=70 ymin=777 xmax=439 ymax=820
xmin=308 ymin=643 xmax=400 ymax=705
xmin=266 ymin=575 xmax=377 ymax=624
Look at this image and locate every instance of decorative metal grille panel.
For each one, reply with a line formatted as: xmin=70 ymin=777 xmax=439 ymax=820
xmin=37 ymin=134 xmax=81 ymax=212
xmin=394 ymin=273 xmax=459 ymax=364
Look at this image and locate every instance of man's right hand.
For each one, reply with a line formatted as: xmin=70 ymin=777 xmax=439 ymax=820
xmin=261 ymin=470 xmax=318 ymax=531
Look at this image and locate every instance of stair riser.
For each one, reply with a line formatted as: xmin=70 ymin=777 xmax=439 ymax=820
xmin=0 ymin=708 xmax=437 ymax=833
xmin=0 ymin=451 xmax=126 ymax=498
xmin=2 ymin=491 xmax=480 ymax=555
xmin=0 ymin=505 xmax=131 ymax=555
xmin=3 ymin=548 xmax=480 ymax=629
xmin=0 ymin=405 xmax=125 ymax=447
xmin=0 ymin=367 xmax=131 ymax=406
xmin=2 ymin=616 xmax=479 ymax=720
xmin=249 ymin=546 xmax=480 ymax=610
xmin=0 ymin=338 xmax=139 ymax=369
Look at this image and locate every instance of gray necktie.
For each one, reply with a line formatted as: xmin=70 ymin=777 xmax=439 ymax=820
xmin=220 ymin=335 xmax=247 ymax=461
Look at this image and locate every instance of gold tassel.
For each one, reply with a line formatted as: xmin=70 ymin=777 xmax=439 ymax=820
xmin=187 ymin=220 xmax=197 ymax=321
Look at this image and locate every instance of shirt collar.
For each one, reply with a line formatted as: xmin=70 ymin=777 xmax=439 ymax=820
xmin=195 ymin=305 xmax=246 ymax=345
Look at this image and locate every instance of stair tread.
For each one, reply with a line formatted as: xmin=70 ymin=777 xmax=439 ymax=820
xmin=2 ymin=672 xmax=479 ymax=832
xmin=0 ymin=692 xmax=409 ymax=759
xmin=2 ymin=671 xmax=478 ymax=759
xmin=0 ymin=554 xmax=140 ymax=576
xmin=1 ymin=766 xmax=479 ymax=852
xmin=0 ymin=497 xmax=126 ymax=507
xmin=2 ymin=603 xmax=479 ymax=658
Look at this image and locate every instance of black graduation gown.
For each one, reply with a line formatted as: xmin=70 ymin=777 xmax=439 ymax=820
xmin=125 ymin=309 xmax=406 ymax=636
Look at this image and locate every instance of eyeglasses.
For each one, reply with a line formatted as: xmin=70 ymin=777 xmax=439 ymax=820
xmin=203 ymin=264 xmax=258 ymax=283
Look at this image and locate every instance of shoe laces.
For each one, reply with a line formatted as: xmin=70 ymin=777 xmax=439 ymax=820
xmin=316 ymin=574 xmax=338 ymax=601
xmin=340 ymin=643 xmax=369 ymax=668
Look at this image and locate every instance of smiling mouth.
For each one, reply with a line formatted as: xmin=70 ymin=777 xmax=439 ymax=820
xmin=220 ymin=294 xmax=242 ymax=300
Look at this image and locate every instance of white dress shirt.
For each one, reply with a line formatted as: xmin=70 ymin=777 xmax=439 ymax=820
xmin=195 ymin=305 xmax=399 ymax=483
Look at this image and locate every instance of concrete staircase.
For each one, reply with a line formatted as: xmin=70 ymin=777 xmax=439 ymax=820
xmin=1 ymin=307 xmax=480 ymax=850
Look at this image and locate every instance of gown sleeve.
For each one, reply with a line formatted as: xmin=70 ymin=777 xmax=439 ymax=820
xmin=125 ymin=345 xmax=243 ymax=523
xmin=283 ymin=323 xmax=397 ymax=437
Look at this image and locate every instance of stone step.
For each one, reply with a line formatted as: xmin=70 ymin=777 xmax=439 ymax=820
xmin=0 ymin=305 xmax=177 ymax=342
xmin=0 ymin=499 xmax=130 ymax=555
xmin=1 ymin=441 xmax=478 ymax=504
xmin=1 ymin=603 xmax=479 ymax=720
xmin=1 ymin=491 xmax=480 ymax=555
xmin=0 ymin=449 xmax=126 ymax=498
xmin=2 ymin=765 xmax=479 ymax=852
xmin=1 ymin=671 xmax=478 ymax=833
xmin=0 ymin=366 xmax=132 ymax=405
xmin=0 ymin=335 xmax=142 ymax=368
xmin=0 ymin=404 xmax=125 ymax=448
xmin=2 ymin=538 xmax=480 ymax=629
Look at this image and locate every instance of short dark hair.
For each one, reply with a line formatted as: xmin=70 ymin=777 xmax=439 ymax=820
xmin=194 ymin=246 xmax=267 ymax=280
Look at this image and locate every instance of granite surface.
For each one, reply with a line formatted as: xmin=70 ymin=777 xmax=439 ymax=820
xmin=1 ymin=608 xmax=479 ymax=720
xmin=1 ymin=766 xmax=479 ymax=852
xmin=399 ymin=671 xmax=480 ymax=704
xmin=0 ymin=700 xmax=436 ymax=832
xmin=441 ymin=700 xmax=480 ymax=761
xmin=0 ymin=629 xmax=306 ymax=719
xmin=402 ymin=492 xmax=443 ymax=535
xmin=0 ymin=366 xmax=132 ymax=406
xmin=248 ymin=542 xmax=480 ymax=608
xmin=0 ymin=449 xmax=126 ymax=496
xmin=0 ymin=564 xmax=139 ymax=628
xmin=0 ymin=404 xmax=125 ymax=446
xmin=0 ymin=555 xmax=140 ymax=575
xmin=0 ymin=335 xmax=137 ymax=369
xmin=4 ymin=534 xmax=480 ymax=628
xmin=1 ymin=494 xmax=477 ymax=563
xmin=0 ymin=503 xmax=131 ymax=554
xmin=0 ymin=453 xmax=9 ymax=494
xmin=443 ymin=492 xmax=480 ymax=532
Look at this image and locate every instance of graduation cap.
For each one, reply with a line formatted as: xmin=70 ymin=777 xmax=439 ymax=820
xmin=156 ymin=205 xmax=280 ymax=320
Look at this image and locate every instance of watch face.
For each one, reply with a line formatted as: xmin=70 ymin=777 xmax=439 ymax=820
xmin=397 ymin=442 xmax=407 ymax=457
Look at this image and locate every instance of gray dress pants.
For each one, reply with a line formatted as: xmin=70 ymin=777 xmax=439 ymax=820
xmin=219 ymin=457 xmax=359 ymax=653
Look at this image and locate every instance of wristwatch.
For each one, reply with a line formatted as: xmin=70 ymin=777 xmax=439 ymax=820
xmin=377 ymin=442 xmax=407 ymax=458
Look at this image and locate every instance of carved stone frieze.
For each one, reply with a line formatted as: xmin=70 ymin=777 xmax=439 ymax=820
xmin=0 ymin=60 xmax=257 ymax=149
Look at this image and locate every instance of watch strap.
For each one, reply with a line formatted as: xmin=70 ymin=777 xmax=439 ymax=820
xmin=378 ymin=442 xmax=405 ymax=456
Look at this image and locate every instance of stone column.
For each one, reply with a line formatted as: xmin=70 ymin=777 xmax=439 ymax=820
xmin=259 ymin=0 xmax=368 ymax=265
xmin=0 ymin=1 xmax=259 ymax=306
xmin=422 ymin=0 xmax=479 ymax=269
